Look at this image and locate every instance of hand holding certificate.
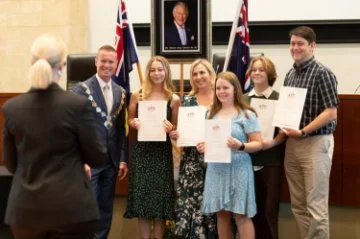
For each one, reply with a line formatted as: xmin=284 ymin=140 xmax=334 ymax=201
xmin=177 ymin=106 xmax=207 ymax=147
xmin=138 ymin=101 xmax=167 ymax=141
xmin=250 ymin=98 xmax=277 ymax=140
xmin=272 ymin=86 xmax=307 ymax=130
xmin=204 ymin=119 xmax=231 ymax=163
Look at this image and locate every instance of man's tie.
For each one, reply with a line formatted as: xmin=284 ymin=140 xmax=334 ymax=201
xmin=179 ymin=27 xmax=187 ymax=45
xmin=103 ymin=84 xmax=111 ymax=114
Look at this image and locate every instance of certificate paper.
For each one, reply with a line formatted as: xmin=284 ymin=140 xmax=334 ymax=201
xmin=177 ymin=106 xmax=207 ymax=147
xmin=204 ymin=119 xmax=231 ymax=163
xmin=272 ymin=86 xmax=307 ymax=130
xmin=250 ymin=98 xmax=277 ymax=140
xmin=138 ymin=101 xmax=167 ymax=141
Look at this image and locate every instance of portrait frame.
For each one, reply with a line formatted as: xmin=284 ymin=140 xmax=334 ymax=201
xmin=151 ymin=0 xmax=211 ymax=61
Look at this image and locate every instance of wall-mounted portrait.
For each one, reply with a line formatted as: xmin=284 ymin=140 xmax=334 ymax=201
xmin=151 ymin=0 xmax=211 ymax=61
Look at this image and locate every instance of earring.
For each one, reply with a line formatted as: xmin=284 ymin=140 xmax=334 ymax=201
xmin=57 ymin=70 xmax=63 ymax=77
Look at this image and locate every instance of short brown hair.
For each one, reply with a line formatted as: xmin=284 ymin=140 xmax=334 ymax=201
xmin=98 ymin=45 xmax=116 ymax=53
xmin=289 ymin=26 xmax=317 ymax=44
xmin=246 ymin=56 xmax=277 ymax=86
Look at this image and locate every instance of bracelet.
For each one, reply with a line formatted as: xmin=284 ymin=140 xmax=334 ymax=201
xmin=238 ymin=142 xmax=245 ymax=151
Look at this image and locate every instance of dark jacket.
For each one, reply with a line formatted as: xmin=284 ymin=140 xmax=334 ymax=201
xmin=2 ymin=83 xmax=107 ymax=226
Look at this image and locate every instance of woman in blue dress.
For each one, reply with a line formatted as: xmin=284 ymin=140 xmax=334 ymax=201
xmin=198 ymin=71 xmax=262 ymax=239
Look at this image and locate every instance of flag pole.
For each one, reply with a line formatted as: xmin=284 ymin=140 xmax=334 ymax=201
xmin=136 ymin=62 xmax=144 ymax=87
xmin=223 ymin=0 xmax=243 ymax=71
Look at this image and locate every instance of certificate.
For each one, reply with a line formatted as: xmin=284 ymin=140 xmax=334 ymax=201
xmin=272 ymin=86 xmax=307 ymax=130
xmin=250 ymin=98 xmax=277 ymax=140
xmin=204 ymin=119 xmax=231 ymax=163
xmin=138 ymin=101 xmax=167 ymax=141
xmin=177 ymin=106 xmax=207 ymax=147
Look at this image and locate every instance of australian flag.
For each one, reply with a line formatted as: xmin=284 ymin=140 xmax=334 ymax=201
xmin=113 ymin=0 xmax=139 ymax=94
xmin=224 ymin=0 xmax=251 ymax=92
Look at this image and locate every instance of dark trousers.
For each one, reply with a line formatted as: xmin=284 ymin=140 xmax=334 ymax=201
xmin=252 ymin=165 xmax=283 ymax=239
xmin=91 ymin=164 xmax=118 ymax=239
xmin=10 ymin=220 xmax=98 ymax=239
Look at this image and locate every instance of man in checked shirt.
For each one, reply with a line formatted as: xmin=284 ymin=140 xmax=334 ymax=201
xmin=282 ymin=26 xmax=339 ymax=239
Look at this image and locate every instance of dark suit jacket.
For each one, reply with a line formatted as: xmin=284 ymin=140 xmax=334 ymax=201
xmin=164 ymin=21 xmax=196 ymax=47
xmin=2 ymin=83 xmax=107 ymax=226
xmin=72 ymin=76 xmax=127 ymax=167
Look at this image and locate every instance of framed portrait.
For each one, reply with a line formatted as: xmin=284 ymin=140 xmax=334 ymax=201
xmin=151 ymin=0 xmax=211 ymax=61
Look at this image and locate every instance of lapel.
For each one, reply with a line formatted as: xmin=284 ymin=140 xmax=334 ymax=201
xmin=89 ymin=76 xmax=107 ymax=114
xmin=110 ymin=80 xmax=121 ymax=114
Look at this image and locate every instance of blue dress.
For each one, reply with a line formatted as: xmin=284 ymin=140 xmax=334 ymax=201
xmin=201 ymin=110 xmax=260 ymax=217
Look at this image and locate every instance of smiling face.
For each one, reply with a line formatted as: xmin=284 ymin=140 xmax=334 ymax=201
xmin=290 ymin=35 xmax=315 ymax=65
xmin=173 ymin=3 xmax=188 ymax=27
xmin=192 ymin=63 xmax=211 ymax=90
xmin=215 ymin=77 xmax=234 ymax=105
xmin=250 ymin=60 xmax=269 ymax=88
xmin=95 ymin=50 xmax=117 ymax=82
xmin=149 ymin=60 xmax=166 ymax=85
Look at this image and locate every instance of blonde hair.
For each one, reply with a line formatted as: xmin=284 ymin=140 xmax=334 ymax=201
xmin=188 ymin=59 xmax=216 ymax=96
xmin=141 ymin=56 xmax=175 ymax=100
xmin=208 ymin=71 xmax=256 ymax=119
xmin=28 ymin=34 xmax=67 ymax=89
xmin=246 ymin=56 xmax=277 ymax=86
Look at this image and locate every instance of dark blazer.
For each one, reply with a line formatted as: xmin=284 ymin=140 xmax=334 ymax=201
xmin=72 ymin=76 xmax=127 ymax=167
xmin=2 ymin=83 xmax=107 ymax=227
xmin=164 ymin=21 xmax=196 ymax=47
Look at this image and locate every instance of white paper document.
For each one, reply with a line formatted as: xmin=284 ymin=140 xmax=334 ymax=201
xmin=204 ymin=119 xmax=231 ymax=163
xmin=250 ymin=98 xmax=277 ymax=140
xmin=177 ymin=106 xmax=207 ymax=147
xmin=138 ymin=101 xmax=167 ymax=141
xmin=272 ymin=86 xmax=307 ymax=130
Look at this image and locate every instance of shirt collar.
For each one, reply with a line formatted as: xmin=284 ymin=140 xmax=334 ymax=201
xmin=174 ymin=21 xmax=185 ymax=30
xmin=96 ymin=74 xmax=112 ymax=91
xmin=248 ymin=86 xmax=273 ymax=99
xmin=293 ymin=56 xmax=316 ymax=72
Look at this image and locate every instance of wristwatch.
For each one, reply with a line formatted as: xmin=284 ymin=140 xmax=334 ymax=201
xmin=238 ymin=142 xmax=245 ymax=151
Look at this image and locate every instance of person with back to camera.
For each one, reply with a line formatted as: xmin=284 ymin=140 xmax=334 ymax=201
xmin=71 ymin=45 xmax=128 ymax=239
xmin=124 ymin=55 xmax=181 ymax=239
xmin=243 ymin=56 xmax=286 ymax=239
xmin=169 ymin=59 xmax=218 ymax=239
xmin=199 ymin=71 xmax=263 ymax=239
xmin=165 ymin=1 xmax=196 ymax=48
xmin=282 ymin=26 xmax=339 ymax=239
xmin=2 ymin=34 xmax=108 ymax=239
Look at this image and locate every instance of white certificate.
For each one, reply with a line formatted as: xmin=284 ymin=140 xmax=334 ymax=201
xmin=138 ymin=101 xmax=167 ymax=141
xmin=177 ymin=106 xmax=207 ymax=147
xmin=272 ymin=86 xmax=307 ymax=130
xmin=204 ymin=119 xmax=231 ymax=163
xmin=250 ymin=98 xmax=277 ymax=140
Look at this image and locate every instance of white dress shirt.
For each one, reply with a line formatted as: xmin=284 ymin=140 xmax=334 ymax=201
xmin=96 ymin=74 xmax=113 ymax=115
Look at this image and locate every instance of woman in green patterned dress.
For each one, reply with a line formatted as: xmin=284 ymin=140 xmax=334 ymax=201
xmin=170 ymin=59 xmax=217 ymax=239
xmin=124 ymin=56 xmax=181 ymax=239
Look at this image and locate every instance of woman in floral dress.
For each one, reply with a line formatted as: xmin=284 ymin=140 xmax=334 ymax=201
xmin=170 ymin=59 xmax=217 ymax=239
xmin=124 ymin=56 xmax=181 ymax=239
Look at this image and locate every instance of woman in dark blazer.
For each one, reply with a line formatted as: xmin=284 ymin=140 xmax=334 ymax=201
xmin=2 ymin=34 xmax=107 ymax=239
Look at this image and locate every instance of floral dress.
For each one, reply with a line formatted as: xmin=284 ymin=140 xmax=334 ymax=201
xmin=201 ymin=110 xmax=259 ymax=217
xmin=173 ymin=95 xmax=217 ymax=239
xmin=124 ymin=97 xmax=174 ymax=220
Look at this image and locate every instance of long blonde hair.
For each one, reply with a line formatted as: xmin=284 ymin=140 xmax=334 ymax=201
xmin=188 ymin=59 xmax=216 ymax=96
xmin=28 ymin=34 xmax=66 ymax=89
xmin=208 ymin=71 xmax=256 ymax=119
xmin=141 ymin=56 xmax=175 ymax=100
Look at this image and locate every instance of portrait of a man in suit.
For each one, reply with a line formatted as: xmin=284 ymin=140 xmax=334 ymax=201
xmin=164 ymin=1 xmax=197 ymax=49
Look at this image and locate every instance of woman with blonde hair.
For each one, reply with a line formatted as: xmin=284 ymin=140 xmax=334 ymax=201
xmin=2 ymin=34 xmax=107 ymax=239
xmin=170 ymin=59 xmax=217 ymax=238
xmin=200 ymin=71 xmax=262 ymax=239
xmin=124 ymin=56 xmax=181 ymax=239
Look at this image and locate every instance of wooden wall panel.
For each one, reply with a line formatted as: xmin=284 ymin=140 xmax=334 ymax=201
xmin=342 ymin=96 xmax=360 ymax=205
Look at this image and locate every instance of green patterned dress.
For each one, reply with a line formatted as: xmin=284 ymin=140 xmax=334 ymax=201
xmin=173 ymin=95 xmax=216 ymax=239
xmin=124 ymin=98 xmax=174 ymax=220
